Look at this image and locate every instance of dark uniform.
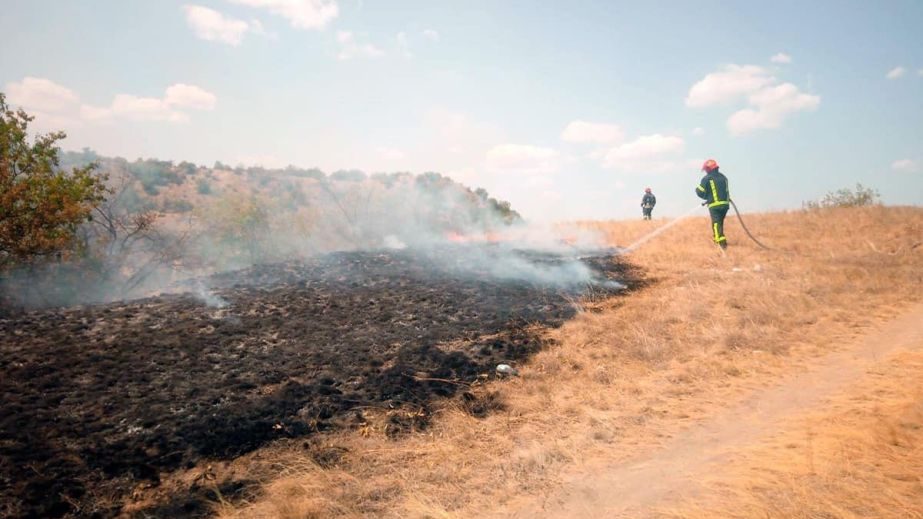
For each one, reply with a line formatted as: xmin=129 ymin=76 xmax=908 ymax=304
xmin=696 ymin=169 xmax=730 ymax=249
xmin=641 ymin=192 xmax=656 ymax=220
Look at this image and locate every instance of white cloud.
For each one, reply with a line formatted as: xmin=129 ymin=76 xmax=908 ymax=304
xmin=336 ymin=31 xmax=384 ymax=60
xmin=486 ymin=144 xmax=559 ymax=174
xmin=685 ymin=64 xmax=774 ymax=107
xmin=5 ymin=77 xmax=216 ymax=125
xmin=770 ymin=52 xmax=792 ymax=64
xmin=6 ymin=77 xmax=79 ymax=112
xmin=100 ymin=83 xmax=217 ymax=122
xmin=164 ymin=83 xmax=217 ymax=110
xmin=891 ymin=158 xmax=919 ymax=173
xmin=601 ymin=134 xmax=686 ymax=173
xmin=919 ymin=68 xmax=923 ymax=77
xmin=108 ymin=95 xmax=188 ymax=123
xmin=691 ymin=127 xmax=705 ymax=136
xmin=228 ymin=0 xmax=338 ymax=29
xmin=183 ymin=5 xmax=251 ymax=45
xmin=560 ymin=120 xmax=624 ymax=144
xmin=727 ymin=83 xmax=820 ymax=135
xmin=886 ymin=66 xmax=906 ymax=80
xmin=422 ymin=29 xmax=440 ymax=42
xmin=687 ymin=63 xmax=820 ymax=136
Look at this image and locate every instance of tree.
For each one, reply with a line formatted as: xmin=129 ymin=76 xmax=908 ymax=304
xmin=0 ymin=93 xmax=109 ymax=266
xmin=76 ymin=175 xmax=193 ymax=298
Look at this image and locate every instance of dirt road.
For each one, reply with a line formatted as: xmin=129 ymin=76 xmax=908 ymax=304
xmin=500 ymin=304 xmax=923 ymax=518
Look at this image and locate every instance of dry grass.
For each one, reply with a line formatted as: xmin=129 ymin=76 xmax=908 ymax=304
xmin=666 ymin=350 xmax=923 ymax=519
xmin=217 ymin=206 xmax=923 ymax=518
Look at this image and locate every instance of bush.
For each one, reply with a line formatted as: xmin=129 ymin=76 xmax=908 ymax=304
xmin=128 ymin=159 xmax=182 ymax=195
xmin=196 ymin=178 xmax=212 ymax=195
xmin=178 ymin=161 xmax=197 ymax=175
xmin=804 ymin=183 xmax=881 ymax=209
xmin=59 ymin=148 xmax=99 ymax=170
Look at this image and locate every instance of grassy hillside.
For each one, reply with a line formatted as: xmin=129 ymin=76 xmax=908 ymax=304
xmin=59 ymin=150 xmax=520 ymax=229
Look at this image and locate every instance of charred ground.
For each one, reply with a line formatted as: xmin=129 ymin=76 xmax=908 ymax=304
xmin=0 ymin=246 xmax=640 ymax=518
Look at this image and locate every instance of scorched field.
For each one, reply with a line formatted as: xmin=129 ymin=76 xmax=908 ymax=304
xmin=0 ymin=246 xmax=638 ymax=518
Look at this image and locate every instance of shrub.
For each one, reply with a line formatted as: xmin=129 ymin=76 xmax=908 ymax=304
xmin=196 ymin=178 xmax=212 ymax=195
xmin=128 ymin=159 xmax=181 ymax=195
xmin=804 ymin=183 xmax=881 ymax=209
xmin=178 ymin=161 xmax=197 ymax=175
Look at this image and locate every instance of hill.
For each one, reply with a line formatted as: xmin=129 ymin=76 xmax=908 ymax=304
xmin=2 ymin=150 xmax=522 ymax=308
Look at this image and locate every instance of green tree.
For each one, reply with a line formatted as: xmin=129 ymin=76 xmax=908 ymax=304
xmin=0 ymin=93 xmax=109 ymax=265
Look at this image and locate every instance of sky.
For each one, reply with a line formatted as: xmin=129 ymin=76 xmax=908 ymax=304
xmin=2 ymin=0 xmax=922 ymax=221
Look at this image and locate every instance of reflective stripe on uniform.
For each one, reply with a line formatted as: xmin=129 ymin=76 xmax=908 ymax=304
xmin=696 ymin=185 xmax=706 ymax=192
xmin=708 ymin=200 xmax=729 ymax=207
xmin=709 ymin=179 xmax=720 ymax=202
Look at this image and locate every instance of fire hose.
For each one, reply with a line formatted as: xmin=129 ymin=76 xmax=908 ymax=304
xmin=702 ymin=199 xmax=773 ymax=250
xmin=730 ymin=199 xmax=772 ymax=250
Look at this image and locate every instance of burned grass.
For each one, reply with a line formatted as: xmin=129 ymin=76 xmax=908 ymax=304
xmin=0 ymin=247 xmax=638 ymax=518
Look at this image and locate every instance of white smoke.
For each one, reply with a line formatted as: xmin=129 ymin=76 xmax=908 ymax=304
xmin=1 ymin=159 xmax=626 ymax=309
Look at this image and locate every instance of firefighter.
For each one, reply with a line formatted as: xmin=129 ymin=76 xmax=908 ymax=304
xmin=641 ymin=188 xmax=656 ymax=220
xmin=696 ymin=159 xmax=730 ymax=250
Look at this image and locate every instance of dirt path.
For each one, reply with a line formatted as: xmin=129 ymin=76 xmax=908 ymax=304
xmin=498 ymin=303 xmax=923 ymax=518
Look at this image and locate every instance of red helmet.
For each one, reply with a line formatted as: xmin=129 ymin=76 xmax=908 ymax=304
xmin=701 ymin=159 xmax=719 ymax=172
xmin=644 ymin=187 xmax=652 ymax=193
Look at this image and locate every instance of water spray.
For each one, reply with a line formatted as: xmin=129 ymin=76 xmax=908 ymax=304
xmin=624 ymin=203 xmax=704 ymax=252
xmin=624 ymin=200 xmax=774 ymax=252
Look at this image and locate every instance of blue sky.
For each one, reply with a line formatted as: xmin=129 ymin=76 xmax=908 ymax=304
xmin=2 ymin=0 xmax=921 ymax=221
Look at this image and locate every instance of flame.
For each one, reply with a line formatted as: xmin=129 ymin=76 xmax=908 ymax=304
xmin=446 ymin=231 xmax=467 ymax=243
xmin=445 ymin=231 xmax=504 ymax=244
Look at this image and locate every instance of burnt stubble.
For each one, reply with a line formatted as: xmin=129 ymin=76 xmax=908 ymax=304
xmin=0 ymin=247 xmax=638 ymax=518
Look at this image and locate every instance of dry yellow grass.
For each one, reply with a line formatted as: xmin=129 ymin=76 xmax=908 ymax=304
xmin=216 ymin=205 xmax=923 ymax=518
xmin=665 ymin=350 xmax=923 ymax=519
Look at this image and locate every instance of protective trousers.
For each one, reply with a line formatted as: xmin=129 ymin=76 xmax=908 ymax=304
xmin=709 ymin=205 xmax=729 ymax=248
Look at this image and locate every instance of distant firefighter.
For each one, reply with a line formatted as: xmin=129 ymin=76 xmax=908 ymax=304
xmin=641 ymin=187 xmax=656 ymax=220
xmin=696 ymin=159 xmax=730 ymax=250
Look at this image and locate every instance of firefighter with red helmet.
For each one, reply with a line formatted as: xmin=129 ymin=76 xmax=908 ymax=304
xmin=696 ymin=159 xmax=730 ymax=250
xmin=641 ymin=187 xmax=656 ymax=220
